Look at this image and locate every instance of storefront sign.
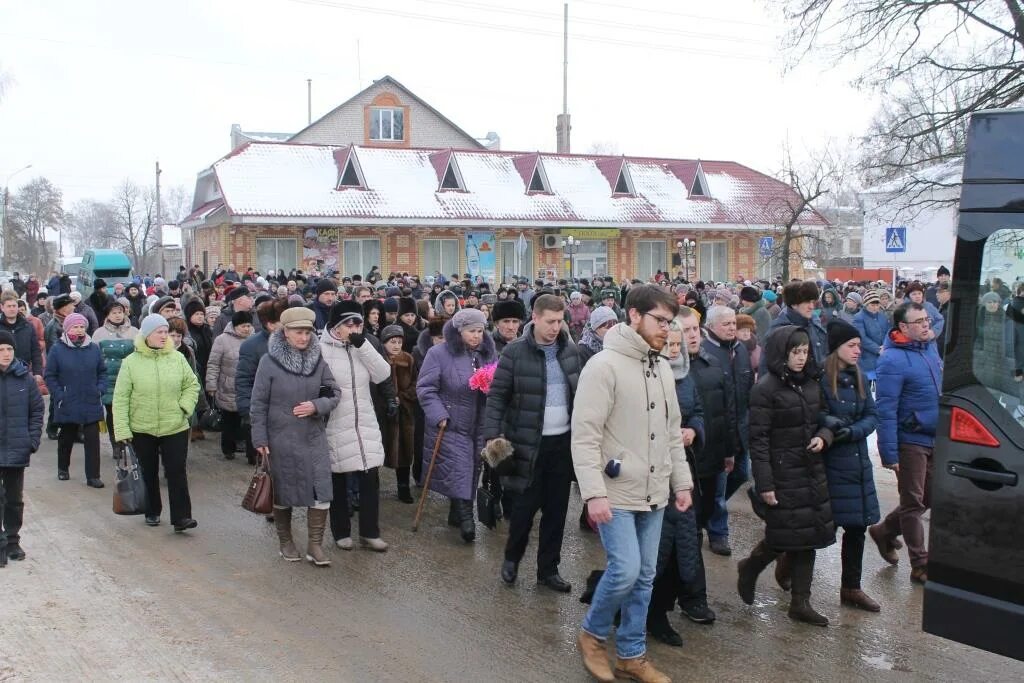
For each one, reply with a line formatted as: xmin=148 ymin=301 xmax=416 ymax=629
xmin=559 ymin=228 xmax=621 ymax=239
xmin=302 ymin=228 xmax=340 ymax=273
xmin=465 ymin=232 xmax=496 ymax=282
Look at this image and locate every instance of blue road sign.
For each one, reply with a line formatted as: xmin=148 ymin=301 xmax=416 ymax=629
xmin=759 ymin=236 xmax=774 ymax=257
xmin=885 ymin=226 xmax=907 ymax=253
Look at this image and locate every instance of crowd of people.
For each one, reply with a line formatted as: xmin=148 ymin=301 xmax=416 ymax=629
xmin=0 ymin=260 xmax=958 ymax=683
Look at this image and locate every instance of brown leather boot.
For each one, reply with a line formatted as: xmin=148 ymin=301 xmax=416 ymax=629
xmin=788 ymin=595 xmax=829 ymax=626
xmin=577 ymin=631 xmax=614 ymax=683
xmin=273 ymin=507 xmax=301 ymax=562
xmin=840 ymin=587 xmax=881 ymax=612
xmin=868 ymin=524 xmax=899 ymax=565
xmin=305 ymin=508 xmax=331 ymax=567
xmin=614 ymin=655 xmax=672 ymax=683
xmin=775 ymin=552 xmax=792 ymax=591
xmin=190 ymin=426 xmax=205 ymax=441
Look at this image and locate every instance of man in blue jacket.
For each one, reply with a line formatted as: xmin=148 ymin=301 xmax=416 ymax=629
xmin=868 ymin=302 xmax=942 ymax=585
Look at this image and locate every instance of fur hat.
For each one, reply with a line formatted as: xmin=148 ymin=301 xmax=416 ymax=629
xmin=231 ymin=310 xmax=252 ymax=328
xmin=383 ymin=298 xmax=399 ymax=314
xmin=380 ymin=324 xmax=404 ymax=343
xmin=740 ymin=286 xmax=761 ymax=303
xmin=427 ymin=317 xmax=446 ymax=336
xmin=905 ymin=281 xmax=926 ymax=295
xmin=316 ymin=278 xmax=338 ymax=295
xmin=481 ymin=437 xmax=514 ymax=471
xmin=491 ymin=299 xmax=525 ymax=322
xmin=150 ymin=296 xmax=176 ymax=315
xmin=362 ymin=299 xmax=384 ymax=321
xmin=183 ymin=299 xmax=206 ymax=320
xmin=327 ymin=300 xmax=363 ymax=329
xmin=93 ymin=278 xmax=107 ymax=290
xmin=52 ymin=293 xmax=74 ymax=311
xmin=827 ymin=319 xmax=861 ymax=354
xmin=783 ymin=281 xmax=819 ymax=307
xmin=224 ymin=286 xmax=250 ymax=304
xmin=735 ymin=313 xmax=757 ymax=333
xmin=397 ymin=296 xmax=417 ymax=317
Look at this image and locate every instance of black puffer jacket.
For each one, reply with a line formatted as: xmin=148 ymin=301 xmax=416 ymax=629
xmin=749 ymin=325 xmax=835 ymax=552
xmin=688 ymin=347 xmax=736 ymax=478
xmin=701 ymin=332 xmax=752 ymax=454
xmin=481 ymin=323 xmax=581 ymax=494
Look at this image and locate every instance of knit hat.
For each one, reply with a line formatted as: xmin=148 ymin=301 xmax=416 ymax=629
xmin=93 ymin=278 xmax=107 ymax=290
xmin=280 ymin=307 xmax=315 ymax=329
xmin=740 ymin=286 xmax=761 ymax=303
xmin=52 ymin=293 xmax=74 ymax=311
xmin=288 ymin=294 xmax=306 ymax=306
xmin=150 ymin=296 xmax=176 ymax=315
xmin=981 ymin=291 xmax=1002 ymax=305
xmin=480 ymin=293 xmax=498 ymax=306
xmin=327 ymin=300 xmax=363 ymax=329
xmin=110 ymin=297 xmax=130 ymax=313
xmin=763 ymin=290 xmax=778 ymax=303
xmin=316 ymin=278 xmax=338 ymax=296
xmin=231 ymin=310 xmax=252 ymax=328
xmin=397 ymin=296 xmax=417 ymax=317
xmin=845 ymin=292 xmax=863 ymax=305
xmin=225 ymin=287 xmax=251 ymax=304
xmin=451 ymin=308 xmax=487 ymax=331
xmin=492 ymin=299 xmax=525 ymax=322
xmin=937 ymin=265 xmax=951 ymax=277
xmin=139 ymin=313 xmax=169 ymax=339
xmin=0 ymin=330 xmax=16 ymax=349
xmin=63 ymin=312 xmax=88 ymax=333
xmin=862 ymin=291 xmax=880 ymax=305
xmin=827 ymin=319 xmax=861 ymax=354
xmin=380 ymin=325 xmax=404 ymax=343
xmin=570 ymin=291 xmax=583 ymax=302
xmin=589 ymin=306 xmax=619 ymax=330
xmin=383 ymin=298 xmax=399 ymax=314
xmin=70 ymin=291 xmax=82 ymax=303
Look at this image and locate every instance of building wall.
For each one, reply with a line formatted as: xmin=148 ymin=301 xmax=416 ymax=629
xmin=861 ymin=188 xmax=958 ymax=274
xmin=289 ymin=81 xmax=479 ymax=150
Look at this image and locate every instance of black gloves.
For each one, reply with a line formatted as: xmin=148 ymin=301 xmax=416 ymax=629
xmin=387 ymin=399 xmax=399 ymax=418
xmin=349 ymin=333 xmax=366 ymax=348
xmin=834 ymin=427 xmax=852 ymax=443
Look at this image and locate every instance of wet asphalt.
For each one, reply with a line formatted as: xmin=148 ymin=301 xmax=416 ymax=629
xmin=2 ymin=432 xmax=1022 ymax=682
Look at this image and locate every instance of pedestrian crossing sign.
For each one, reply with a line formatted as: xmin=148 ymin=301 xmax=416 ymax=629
xmin=885 ymin=226 xmax=907 ymax=253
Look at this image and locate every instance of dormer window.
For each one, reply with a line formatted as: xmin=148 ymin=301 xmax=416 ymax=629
xmin=335 ymin=146 xmax=367 ymax=190
xmin=529 ymin=168 xmax=548 ymax=193
xmin=441 ymin=163 xmax=462 ymax=190
xmin=370 ymin=107 xmax=404 ymax=141
xmin=513 ymin=153 xmax=551 ymax=194
xmin=614 ymin=171 xmax=630 ymax=194
xmin=690 ymin=162 xmax=710 ymax=198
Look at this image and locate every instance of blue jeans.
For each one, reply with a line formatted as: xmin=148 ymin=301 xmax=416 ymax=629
xmin=582 ymin=506 xmax=665 ymax=659
xmin=707 ymin=451 xmax=750 ymax=541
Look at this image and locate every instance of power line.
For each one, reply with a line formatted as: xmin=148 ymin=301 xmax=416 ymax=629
xmin=573 ymin=0 xmax=774 ymax=29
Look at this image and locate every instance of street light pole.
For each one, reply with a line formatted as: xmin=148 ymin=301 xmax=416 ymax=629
xmin=677 ymin=238 xmax=695 ymax=282
xmin=2 ymin=164 xmax=33 ymax=272
xmin=561 ymin=235 xmax=579 ymax=283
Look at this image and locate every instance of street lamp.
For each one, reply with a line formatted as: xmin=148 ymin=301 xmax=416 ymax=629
xmin=676 ymin=238 xmax=695 ymax=282
xmin=2 ymin=164 xmax=32 ymax=271
xmin=561 ymin=235 xmax=580 ymax=283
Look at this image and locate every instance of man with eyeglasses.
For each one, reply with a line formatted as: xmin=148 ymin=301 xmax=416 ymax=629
xmin=868 ymin=302 xmax=942 ymax=586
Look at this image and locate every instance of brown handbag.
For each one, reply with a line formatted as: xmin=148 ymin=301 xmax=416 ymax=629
xmin=242 ymin=452 xmax=274 ymax=515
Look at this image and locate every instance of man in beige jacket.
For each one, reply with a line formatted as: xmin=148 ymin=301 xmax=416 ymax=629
xmin=572 ymin=285 xmax=693 ymax=683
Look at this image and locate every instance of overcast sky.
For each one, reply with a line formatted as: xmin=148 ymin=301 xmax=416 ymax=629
xmin=0 ymin=0 xmax=875 ymax=209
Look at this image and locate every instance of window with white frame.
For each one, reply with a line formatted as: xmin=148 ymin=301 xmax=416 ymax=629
xmin=343 ymin=239 xmax=380 ymax=278
xmin=500 ymin=239 xmax=534 ymax=280
xmin=637 ymin=240 xmax=667 ymax=279
xmin=256 ymin=238 xmax=297 ymax=276
xmin=698 ymin=240 xmax=728 ymax=282
xmin=423 ymin=239 xmax=460 ymax=277
xmin=370 ymin=107 xmax=404 ymax=141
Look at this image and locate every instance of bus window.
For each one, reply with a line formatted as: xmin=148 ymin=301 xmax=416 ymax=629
xmin=977 ymin=229 xmax=1024 ymax=422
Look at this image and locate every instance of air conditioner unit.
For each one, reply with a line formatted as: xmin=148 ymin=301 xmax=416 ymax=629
xmin=543 ymin=234 xmax=560 ymax=249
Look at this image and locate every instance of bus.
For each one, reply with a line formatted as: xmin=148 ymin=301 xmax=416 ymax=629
xmin=923 ymin=108 xmax=1024 ymax=661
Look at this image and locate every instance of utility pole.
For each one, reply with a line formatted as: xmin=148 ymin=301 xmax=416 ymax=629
xmin=556 ymin=3 xmax=571 ymax=154
xmin=155 ymin=161 xmax=162 ymax=277
xmin=307 ymin=78 xmax=312 ymax=125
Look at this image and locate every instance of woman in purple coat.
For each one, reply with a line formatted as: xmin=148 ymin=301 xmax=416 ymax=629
xmin=416 ymin=309 xmax=496 ymax=543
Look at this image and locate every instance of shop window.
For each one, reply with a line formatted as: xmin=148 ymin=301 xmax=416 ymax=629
xmin=500 ymin=239 xmax=534 ymax=280
xmin=256 ymin=238 xmax=297 ymax=276
xmin=423 ymin=239 xmax=460 ymax=278
xmin=698 ymin=240 xmax=728 ymax=282
xmin=637 ymin=240 xmax=667 ymax=279
xmin=343 ymin=239 xmax=380 ymax=278
xmin=370 ymin=107 xmax=404 ymax=141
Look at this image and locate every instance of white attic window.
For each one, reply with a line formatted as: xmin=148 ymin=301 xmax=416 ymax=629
xmin=528 ymin=162 xmax=550 ymax=193
xmin=690 ymin=163 xmax=710 ymax=198
xmin=614 ymin=164 xmax=635 ymax=195
xmin=439 ymin=157 xmax=466 ymax=191
xmin=337 ymin=152 xmax=366 ymax=190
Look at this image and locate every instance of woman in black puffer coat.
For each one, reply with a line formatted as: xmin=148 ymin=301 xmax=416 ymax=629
xmin=737 ymin=325 xmax=835 ymax=626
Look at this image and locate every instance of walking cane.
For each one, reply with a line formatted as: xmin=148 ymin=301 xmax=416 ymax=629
xmin=412 ymin=422 xmax=447 ymax=532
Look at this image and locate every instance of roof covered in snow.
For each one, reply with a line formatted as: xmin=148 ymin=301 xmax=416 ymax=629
xmin=189 ymin=142 xmax=829 ymax=229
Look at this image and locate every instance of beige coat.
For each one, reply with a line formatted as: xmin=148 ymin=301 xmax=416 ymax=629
xmin=571 ymin=323 xmax=692 ymax=511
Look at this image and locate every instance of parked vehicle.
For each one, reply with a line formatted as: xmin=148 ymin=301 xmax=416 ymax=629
xmin=923 ymin=107 xmax=1024 ymax=662
xmin=77 ymin=249 xmax=133 ymax=300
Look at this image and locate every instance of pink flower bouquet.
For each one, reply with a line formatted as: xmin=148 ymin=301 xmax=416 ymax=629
xmin=469 ymin=362 xmax=498 ymax=394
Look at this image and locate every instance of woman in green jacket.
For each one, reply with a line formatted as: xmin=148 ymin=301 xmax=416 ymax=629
xmin=113 ymin=314 xmax=200 ymax=532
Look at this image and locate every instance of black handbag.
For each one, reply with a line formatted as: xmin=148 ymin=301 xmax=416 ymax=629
xmin=476 ymin=465 xmax=502 ymax=530
xmin=113 ymin=442 xmax=148 ymax=515
xmin=200 ymin=407 xmax=223 ymax=431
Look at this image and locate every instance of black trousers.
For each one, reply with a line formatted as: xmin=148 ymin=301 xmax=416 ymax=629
xmin=134 ymin=430 xmax=192 ymax=523
xmin=503 ymin=432 xmax=573 ymax=579
xmin=330 ymin=468 xmax=380 ymax=541
xmin=220 ymin=409 xmax=241 ymax=455
xmin=242 ymin=421 xmax=258 ymax=463
xmin=692 ymin=474 xmax=718 ymax=529
xmin=57 ymin=422 xmax=101 ymax=479
xmin=0 ymin=467 xmax=26 ymax=549
xmin=656 ymin=473 xmax=717 ymax=612
xmin=841 ymin=525 xmax=867 ymax=589
xmin=104 ymin=405 xmax=117 ymax=450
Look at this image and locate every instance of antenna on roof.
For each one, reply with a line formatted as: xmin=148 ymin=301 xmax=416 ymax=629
xmin=307 ymin=79 xmax=312 ymax=125
xmin=556 ymin=3 xmax=571 ymax=154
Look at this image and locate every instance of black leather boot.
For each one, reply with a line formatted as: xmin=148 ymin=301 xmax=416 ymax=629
xmin=788 ymin=551 xmax=828 ymax=626
xmin=458 ymin=499 xmax=475 ymax=543
xmin=448 ymin=499 xmax=460 ymax=528
xmin=737 ymin=541 xmax=777 ymax=605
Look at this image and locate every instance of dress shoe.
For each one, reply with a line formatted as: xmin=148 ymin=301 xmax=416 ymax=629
xmin=360 ymin=537 xmax=389 ymax=552
xmin=6 ymin=545 xmax=26 ymax=561
xmin=224 ymin=452 xmax=236 ymax=461
xmin=500 ymin=560 xmax=518 ymax=585
xmin=840 ymin=587 xmax=881 ymax=612
xmin=538 ymin=573 xmax=572 ymax=593
xmin=614 ymin=655 xmax=672 ymax=683
xmin=57 ymin=470 xmax=69 ymax=481
xmin=708 ymin=537 xmax=732 ymax=556
xmin=577 ymin=631 xmax=614 ymax=683
xmin=868 ymin=524 xmax=899 ymax=565
xmin=681 ymin=603 xmax=716 ymax=624
xmin=910 ymin=565 xmax=928 ymax=584
xmin=173 ymin=518 xmax=198 ymax=533
xmin=647 ymin=613 xmax=683 ymax=647
xmin=87 ymin=478 xmax=105 ymax=489
xmin=145 ymin=515 xmax=160 ymax=526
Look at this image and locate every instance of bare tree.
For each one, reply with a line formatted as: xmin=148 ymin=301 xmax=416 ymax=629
xmin=586 ymin=141 xmax=621 ymax=156
xmin=6 ymin=177 xmax=64 ymax=274
xmin=109 ymin=180 xmax=159 ymax=274
xmin=64 ymin=199 xmax=119 ymax=256
xmin=773 ymin=1 xmax=1024 ymax=210
xmin=161 ymin=184 xmax=192 ymax=224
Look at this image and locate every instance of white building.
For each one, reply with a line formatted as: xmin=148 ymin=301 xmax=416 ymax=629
xmin=859 ymin=161 xmax=961 ymax=279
